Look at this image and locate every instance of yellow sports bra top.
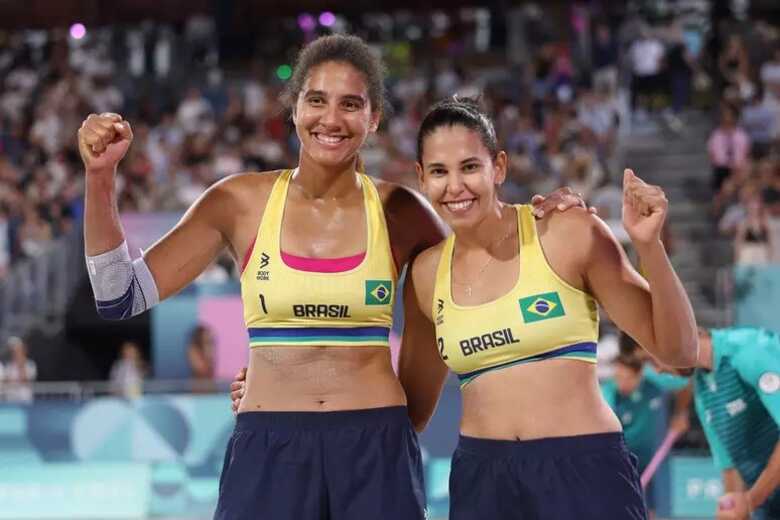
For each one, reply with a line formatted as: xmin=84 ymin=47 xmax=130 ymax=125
xmin=240 ymin=169 xmax=397 ymax=347
xmin=433 ymin=204 xmax=599 ymax=386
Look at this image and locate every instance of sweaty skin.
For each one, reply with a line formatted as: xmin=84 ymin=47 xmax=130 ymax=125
xmin=398 ymin=120 xmax=696 ymax=439
xmin=236 ymin=172 xmax=442 ymax=412
xmin=228 ymin=176 xmax=590 ymax=413
xmin=408 ymin=205 xmax=621 ymax=439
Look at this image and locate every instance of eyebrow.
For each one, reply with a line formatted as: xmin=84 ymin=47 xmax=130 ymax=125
xmin=303 ymin=90 xmax=366 ymax=104
xmin=425 ymin=156 xmax=482 ymax=168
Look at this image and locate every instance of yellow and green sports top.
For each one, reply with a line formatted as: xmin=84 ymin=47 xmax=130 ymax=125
xmin=433 ymin=204 xmax=599 ymax=387
xmin=240 ymin=169 xmax=397 ymax=347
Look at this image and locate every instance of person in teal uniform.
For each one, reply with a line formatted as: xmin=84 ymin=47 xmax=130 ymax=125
xmin=602 ymin=350 xmax=691 ymax=517
xmin=688 ymin=327 xmax=780 ymax=520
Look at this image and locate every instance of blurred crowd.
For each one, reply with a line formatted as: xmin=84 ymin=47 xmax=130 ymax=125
xmin=0 ymin=6 xmax=648 ymax=283
xmin=3 ymin=3 xmax=777 ymax=390
xmin=708 ymin=26 xmax=780 ymax=264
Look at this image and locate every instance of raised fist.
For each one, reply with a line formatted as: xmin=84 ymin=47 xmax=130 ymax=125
xmin=77 ymin=112 xmax=133 ymax=174
xmin=622 ymin=168 xmax=668 ymax=247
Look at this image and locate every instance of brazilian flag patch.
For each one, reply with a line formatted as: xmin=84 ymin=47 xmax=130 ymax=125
xmin=365 ymin=280 xmax=393 ymax=305
xmin=519 ymin=292 xmax=565 ymax=323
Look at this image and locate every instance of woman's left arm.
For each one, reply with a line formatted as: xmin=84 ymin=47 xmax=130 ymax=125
xmin=584 ymin=169 xmax=698 ymax=367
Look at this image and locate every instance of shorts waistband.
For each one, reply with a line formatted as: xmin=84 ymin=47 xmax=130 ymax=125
xmin=235 ymin=405 xmax=409 ymax=431
xmin=456 ymin=431 xmax=627 ymax=459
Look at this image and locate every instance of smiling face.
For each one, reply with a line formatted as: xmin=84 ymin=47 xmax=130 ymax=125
xmin=416 ymin=124 xmax=507 ymax=231
xmin=292 ymin=61 xmax=379 ymax=170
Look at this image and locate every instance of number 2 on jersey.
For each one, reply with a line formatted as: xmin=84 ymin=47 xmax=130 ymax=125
xmin=437 ymin=337 xmax=448 ymax=360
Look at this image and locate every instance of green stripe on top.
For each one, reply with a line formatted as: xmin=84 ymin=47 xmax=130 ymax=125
xmin=558 ymin=351 xmax=597 ymax=360
xmin=247 ymin=326 xmax=391 ymax=347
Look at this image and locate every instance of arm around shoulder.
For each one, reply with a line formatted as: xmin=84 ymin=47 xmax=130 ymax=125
xmin=377 ymin=181 xmax=448 ymax=267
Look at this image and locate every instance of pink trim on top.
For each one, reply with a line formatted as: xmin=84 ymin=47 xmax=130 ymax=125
xmin=241 ymin=236 xmax=366 ymax=274
xmin=281 ymin=251 xmax=366 ymax=273
xmin=241 ymin=237 xmax=257 ymax=275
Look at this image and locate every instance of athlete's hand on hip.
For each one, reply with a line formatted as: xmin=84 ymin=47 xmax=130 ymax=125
xmin=530 ymin=186 xmax=597 ymax=218
xmin=622 ymin=168 xmax=667 ymax=247
xmin=78 ymin=112 xmax=133 ymax=174
xmin=230 ymin=367 xmax=247 ymax=415
xmin=716 ymin=492 xmax=751 ymax=520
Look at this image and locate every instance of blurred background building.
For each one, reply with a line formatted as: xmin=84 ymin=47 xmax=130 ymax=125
xmin=0 ymin=0 xmax=779 ymax=518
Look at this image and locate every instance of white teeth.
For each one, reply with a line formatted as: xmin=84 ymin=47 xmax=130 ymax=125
xmin=314 ymin=134 xmax=345 ymax=145
xmin=445 ymin=200 xmax=474 ymax=211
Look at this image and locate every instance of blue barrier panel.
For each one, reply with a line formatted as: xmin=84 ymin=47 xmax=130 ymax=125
xmin=0 ymin=384 xmax=463 ymax=518
xmin=0 ymin=392 xmax=721 ymax=519
xmin=0 ymin=395 xmax=232 ymax=518
xmin=0 ymin=463 xmax=151 ymax=519
xmin=669 ymin=456 xmax=722 ymax=518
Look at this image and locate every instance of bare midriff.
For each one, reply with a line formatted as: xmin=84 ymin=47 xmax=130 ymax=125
xmin=238 ymin=345 xmax=406 ymax=413
xmin=460 ymin=358 xmax=621 ymax=440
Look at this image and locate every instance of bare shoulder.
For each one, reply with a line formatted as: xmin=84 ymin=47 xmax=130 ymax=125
xmin=371 ymin=177 xmax=448 ymax=265
xmin=537 ymin=206 xmax=596 ymax=231
xmin=192 ymin=170 xmax=281 ymax=220
xmin=536 ymin=207 xmax=611 ymax=246
xmin=180 ymin=170 xmax=283 ymax=243
xmin=535 ymin=207 xmax=618 ymax=281
xmin=208 ymin=170 xmax=282 ymax=205
xmin=412 ymin=240 xmax=446 ymax=281
xmin=372 ymin=178 xmax=433 ymax=220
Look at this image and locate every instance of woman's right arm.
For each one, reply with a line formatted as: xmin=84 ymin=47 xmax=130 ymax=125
xmin=398 ymin=250 xmax=449 ymax=433
xmin=80 ymin=113 xmax=131 ymax=255
xmin=79 ymin=113 xmax=234 ymax=316
xmin=379 ymin=184 xmax=448 ymax=432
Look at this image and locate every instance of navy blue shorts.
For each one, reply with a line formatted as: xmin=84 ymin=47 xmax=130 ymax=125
xmin=449 ymin=432 xmax=647 ymax=520
xmin=214 ymin=406 xmax=426 ymax=520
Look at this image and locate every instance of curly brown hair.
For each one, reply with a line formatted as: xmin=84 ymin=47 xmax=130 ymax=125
xmin=281 ymin=34 xmax=386 ymax=116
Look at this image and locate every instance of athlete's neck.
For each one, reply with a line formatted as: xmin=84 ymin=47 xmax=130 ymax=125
xmin=454 ymin=201 xmax=515 ymax=252
xmin=293 ymin=155 xmax=360 ymax=200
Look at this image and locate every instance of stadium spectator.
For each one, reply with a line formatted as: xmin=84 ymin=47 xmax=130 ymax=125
xmin=719 ymin=181 xmax=761 ymax=238
xmin=740 ymin=90 xmax=776 ymax=159
xmin=665 ymin=21 xmax=694 ymax=121
xmin=3 ymin=336 xmax=37 ymax=403
xmin=591 ymin=22 xmax=619 ymax=95
xmin=760 ymin=45 xmax=780 ymax=105
xmin=18 ymin=204 xmax=53 ymax=259
xmin=718 ymin=35 xmax=753 ymax=102
xmin=734 ymin=195 xmax=774 ymax=265
xmin=109 ymin=340 xmax=146 ymax=399
xmin=708 ymin=101 xmax=750 ymax=192
xmin=188 ymin=324 xmax=216 ymax=392
xmin=629 ymin=27 xmax=666 ymax=119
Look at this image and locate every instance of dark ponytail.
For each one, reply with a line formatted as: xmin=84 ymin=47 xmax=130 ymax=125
xmin=416 ymin=96 xmax=497 ymax=163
